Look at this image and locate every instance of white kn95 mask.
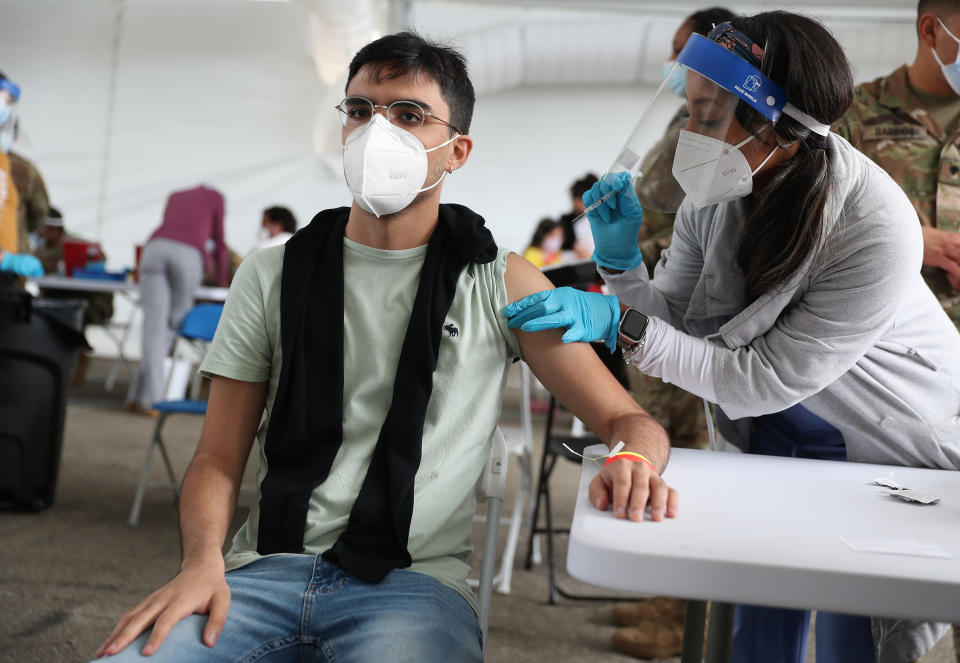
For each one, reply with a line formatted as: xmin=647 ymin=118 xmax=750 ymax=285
xmin=342 ymin=114 xmax=458 ymax=218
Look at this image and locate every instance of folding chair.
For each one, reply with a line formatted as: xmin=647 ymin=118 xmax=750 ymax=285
xmin=469 ymin=362 xmax=535 ymax=598
xmin=476 ymin=427 xmax=508 ymax=650
xmin=127 ymin=303 xmax=223 ymax=526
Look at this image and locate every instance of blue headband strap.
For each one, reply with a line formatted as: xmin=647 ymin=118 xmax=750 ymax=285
xmin=0 ymin=78 xmax=20 ymax=101
xmin=676 ymin=34 xmax=785 ymax=123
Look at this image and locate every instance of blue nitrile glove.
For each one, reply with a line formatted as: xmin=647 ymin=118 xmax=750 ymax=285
xmin=504 ymin=287 xmax=621 ymax=353
xmin=0 ymin=251 xmax=44 ymax=277
xmin=582 ymin=171 xmax=645 ymax=271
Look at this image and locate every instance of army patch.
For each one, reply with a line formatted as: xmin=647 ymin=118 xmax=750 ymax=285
xmin=860 ymin=125 xmax=928 ymax=141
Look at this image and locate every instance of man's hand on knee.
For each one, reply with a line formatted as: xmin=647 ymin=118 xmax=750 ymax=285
xmin=96 ymin=557 xmax=229 ymax=657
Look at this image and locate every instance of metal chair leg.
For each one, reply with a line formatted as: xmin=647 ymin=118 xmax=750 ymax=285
xmin=155 ymin=425 xmax=179 ymax=500
xmin=525 ymin=396 xmax=557 ymax=570
xmin=128 ymin=414 xmax=169 ymax=526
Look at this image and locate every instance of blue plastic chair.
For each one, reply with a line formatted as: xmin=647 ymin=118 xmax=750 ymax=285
xmin=128 ymin=303 xmax=223 ymax=526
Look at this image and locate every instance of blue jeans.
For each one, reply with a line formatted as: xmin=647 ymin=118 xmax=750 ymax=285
xmin=731 ymin=404 xmax=876 ymax=663
xmin=94 ymin=555 xmax=482 ymax=662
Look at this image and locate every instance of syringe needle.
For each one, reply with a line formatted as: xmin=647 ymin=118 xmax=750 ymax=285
xmin=565 ymin=189 xmax=618 ymax=227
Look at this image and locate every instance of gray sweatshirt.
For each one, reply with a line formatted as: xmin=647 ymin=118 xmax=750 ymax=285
xmin=603 ymin=132 xmax=959 ymax=661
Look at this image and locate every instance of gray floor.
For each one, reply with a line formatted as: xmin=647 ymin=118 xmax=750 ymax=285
xmin=0 ymin=360 xmax=955 ymax=663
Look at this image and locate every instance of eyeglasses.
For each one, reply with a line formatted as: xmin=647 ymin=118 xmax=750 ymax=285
xmin=336 ymin=96 xmax=460 ymax=134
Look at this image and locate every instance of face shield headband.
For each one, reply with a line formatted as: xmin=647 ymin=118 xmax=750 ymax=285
xmin=0 ymin=78 xmax=20 ymax=103
xmin=677 ymin=29 xmax=831 ymax=137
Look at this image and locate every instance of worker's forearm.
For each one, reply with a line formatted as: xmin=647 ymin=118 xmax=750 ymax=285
xmin=608 ymin=410 xmax=670 ymax=474
xmin=177 ymin=451 xmax=240 ymax=570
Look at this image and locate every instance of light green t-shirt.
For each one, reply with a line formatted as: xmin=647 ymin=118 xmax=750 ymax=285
xmin=199 ymin=236 xmax=521 ymax=612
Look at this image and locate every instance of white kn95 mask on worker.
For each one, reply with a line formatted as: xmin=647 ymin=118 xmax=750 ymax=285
xmin=342 ymin=114 xmax=458 ymax=218
xmin=671 ymin=130 xmax=778 ymax=208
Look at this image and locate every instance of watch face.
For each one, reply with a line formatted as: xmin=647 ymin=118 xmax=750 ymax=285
xmin=621 ymin=309 xmax=648 ymax=340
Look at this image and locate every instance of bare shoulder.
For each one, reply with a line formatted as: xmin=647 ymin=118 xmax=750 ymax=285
xmin=505 ymin=252 xmax=555 ymax=303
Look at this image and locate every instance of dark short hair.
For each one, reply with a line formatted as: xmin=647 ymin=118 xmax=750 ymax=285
xmin=529 ymin=218 xmax=560 ymax=249
xmin=48 ymin=206 xmax=62 ymax=219
xmin=919 ymin=0 xmax=960 ymax=18
xmin=346 ymin=31 xmax=475 ymax=135
xmin=569 ymin=173 xmax=599 ymax=200
xmin=263 ymin=206 xmax=297 ymax=234
xmin=687 ymin=7 xmax=737 ymax=36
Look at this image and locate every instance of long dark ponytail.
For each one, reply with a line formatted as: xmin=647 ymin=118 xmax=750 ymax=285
xmin=730 ymin=12 xmax=853 ymax=302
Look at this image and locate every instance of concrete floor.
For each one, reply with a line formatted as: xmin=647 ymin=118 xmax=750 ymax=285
xmin=0 ymin=360 xmax=955 ymax=663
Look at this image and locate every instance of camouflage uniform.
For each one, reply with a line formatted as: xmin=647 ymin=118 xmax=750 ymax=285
xmin=7 ymin=151 xmax=49 ymax=254
xmin=630 ymin=109 xmax=709 ymax=449
xmin=833 ymin=64 xmax=960 ymax=331
xmin=835 ymin=64 xmax=960 ymax=662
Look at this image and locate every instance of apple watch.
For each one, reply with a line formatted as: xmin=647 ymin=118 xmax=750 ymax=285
xmin=617 ymin=307 xmax=649 ymax=356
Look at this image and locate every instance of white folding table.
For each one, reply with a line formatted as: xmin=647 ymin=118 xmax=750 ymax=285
xmin=567 ymin=445 xmax=960 ymax=662
xmin=29 ymin=276 xmax=229 ymax=390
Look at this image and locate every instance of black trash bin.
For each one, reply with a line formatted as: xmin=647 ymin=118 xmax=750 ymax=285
xmin=0 ymin=291 xmax=89 ymax=510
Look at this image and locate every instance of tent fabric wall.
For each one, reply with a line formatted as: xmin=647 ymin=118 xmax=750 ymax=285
xmin=1 ymin=0 xmax=917 ymax=269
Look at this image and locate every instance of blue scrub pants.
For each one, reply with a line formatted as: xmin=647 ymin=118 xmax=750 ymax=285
xmin=731 ymin=403 xmax=876 ymax=663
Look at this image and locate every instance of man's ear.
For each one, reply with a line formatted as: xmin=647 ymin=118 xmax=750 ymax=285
xmin=445 ymin=134 xmax=473 ymax=173
xmin=918 ymin=13 xmax=939 ymax=49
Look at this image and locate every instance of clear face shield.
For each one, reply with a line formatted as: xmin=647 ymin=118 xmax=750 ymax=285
xmin=609 ymin=34 xmax=826 ymax=212
xmin=0 ymin=78 xmax=21 ymax=154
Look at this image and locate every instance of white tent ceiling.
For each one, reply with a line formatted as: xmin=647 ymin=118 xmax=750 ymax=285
xmin=0 ymin=0 xmax=918 ymax=264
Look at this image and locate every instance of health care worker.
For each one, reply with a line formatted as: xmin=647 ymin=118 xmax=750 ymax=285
xmin=505 ymin=13 xmax=960 ymax=663
xmin=0 ymin=74 xmax=43 ymax=280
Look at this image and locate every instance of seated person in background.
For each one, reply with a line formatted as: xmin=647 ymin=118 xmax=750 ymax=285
xmin=250 ymin=205 xmax=297 ymax=254
xmin=558 ymin=172 xmax=599 ymax=259
xmin=34 ymin=207 xmax=114 ymax=327
xmin=94 ymin=31 xmax=677 ymax=663
xmin=522 ymin=217 xmax=565 ymax=268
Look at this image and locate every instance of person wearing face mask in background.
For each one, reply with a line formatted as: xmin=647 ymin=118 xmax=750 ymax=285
xmin=505 ymin=13 xmax=960 ymax=663
xmin=523 ymin=217 xmax=565 ymax=268
xmin=93 ymin=32 xmax=676 ymax=663
xmin=835 ymin=1 xmax=960 ymax=341
xmin=0 ymin=72 xmax=43 ymax=285
xmin=249 ymin=205 xmax=297 ymax=254
xmin=834 ymin=2 xmax=960 ymax=657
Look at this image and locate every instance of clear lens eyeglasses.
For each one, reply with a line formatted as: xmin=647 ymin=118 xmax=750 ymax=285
xmin=336 ymin=96 xmax=459 ymax=133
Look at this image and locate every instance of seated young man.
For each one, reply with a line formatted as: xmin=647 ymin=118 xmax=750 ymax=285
xmin=94 ymin=32 xmax=678 ymax=662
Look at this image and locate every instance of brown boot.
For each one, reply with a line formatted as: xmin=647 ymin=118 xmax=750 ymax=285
xmin=612 ymin=616 xmax=685 ymax=659
xmin=613 ymin=597 xmax=687 ymax=626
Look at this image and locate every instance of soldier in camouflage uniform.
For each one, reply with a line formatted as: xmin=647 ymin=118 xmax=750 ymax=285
xmin=833 ymin=3 xmax=960 ymax=334
xmin=833 ymin=3 xmax=960 ymax=658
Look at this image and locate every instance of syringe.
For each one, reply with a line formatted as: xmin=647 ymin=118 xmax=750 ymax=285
xmin=563 ymin=188 xmax=619 ymax=228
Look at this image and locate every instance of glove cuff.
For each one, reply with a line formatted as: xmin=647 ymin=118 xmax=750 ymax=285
xmin=603 ymin=294 xmax=621 ymax=354
xmin=592 ymin=249 xmax=645 ymax=273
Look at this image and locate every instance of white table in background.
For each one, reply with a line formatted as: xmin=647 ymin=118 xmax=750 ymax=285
xmin=567 ymin=445 xmax=960 ymax=663
xmin=28 ymin=276 xmax=229 ymax=390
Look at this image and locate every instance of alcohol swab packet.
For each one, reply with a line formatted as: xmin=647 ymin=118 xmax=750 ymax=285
xmin=874 ymin=472 xmax=901 ymax=490
xmin=873 ymin=472 xmax=941 ymax=505
xmin=893 ymin=489 xmax=941 ymax=505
